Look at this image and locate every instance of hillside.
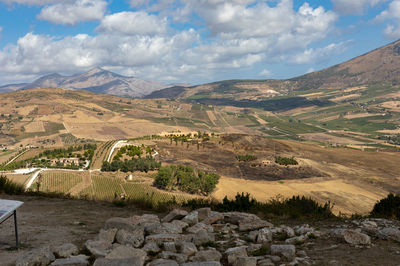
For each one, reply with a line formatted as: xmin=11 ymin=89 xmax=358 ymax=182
xmin=147 ymin=40 xmax=400 ymax=104
xmin=0 ymin=68 xmax=168 ymax=98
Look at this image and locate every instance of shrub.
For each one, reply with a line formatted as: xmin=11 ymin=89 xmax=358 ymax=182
xmin=183 ymin=193 xmax=334 ymax=220
xmin=236 ymin=154 xmax=257 ymax=162
xmin=153 ymin=165 xmax=220 ymax=195
xmin=275 ymin=156 xmax=298 ymax=166
xmin=371 ymin=193 xmax=400 ymax=219
xmin=0 ymin=175 xmax=25 ymax=195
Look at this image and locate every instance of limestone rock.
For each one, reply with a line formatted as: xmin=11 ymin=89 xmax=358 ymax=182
xmin=142 ymin=242 xmax=161 ymax=253
xmin=182 ymin=262 xmax=221 ymax=266
xmin=193 ymin=229 xmax=215 ymax=246
xmin=160 ymin=251 xmax=188 ymax=263
xmin=162 ymin=209 xmax=188 ymax=222
xmin=97 ymin=228 xmax=118 ymax=244
xmin=145 ymin=234 xmax=182 ymax=244
xmin=225 ymin=246 xmax=248 ymax=264
xmin=104 ymin=217 xmax=135 ymax=231
xmin=186 ymin=222 xmax=214 ymax=234
xmin=179 ymin=241 xmax=198 ymax=256
xmin=256 ymin=228 xmax=272 ymax=243
xmin=223 ymin=212 xmax=263 ymax=225
xmin=182 ymin=211 xmax=199 ymax=226
xmin=239 ymin=220 xmax=273 ymax=232
xmin=234 ymin=256 xmax=257 ymax=266
xmin=85 ymin=240 xmax=113 ymax=258
xmin=115 ymin=228 xmax=145 ymax=248
xmin=52 ymin=243 xmax=79 ymax=258
xmin=378 ymin=227 xmax=400 ymax=242
xmin=105 ymin=245 xmax=146 ymax=262
xmin=285 ymin=235 xmax=307 ymax=245
xmin=196 ymin=207 xmax=212 ymax=221
xmin=147 ymin=259 xmax=179 ymax=266
xmin=191 ymin=249 xmax=222 ymax=262
xmin=171 ymin=220 xmax=189 ymax=230
xmin=131 ymin=214 xmax=160 ymax=225
xmin=202 ymin=212 xmax=224 ymax=225
xmin=162 ymin=242 xmax=177 ymax=252
xmin=50 ymin=255 xmax=88 ymax=266
xmin=93 ymin=258 xmax=143 ymax=266
xmin=270 ymin=244 xmax=296 ymax=261
xmin=343 ymin=230 xmax=371 ymax=245
xmin=295 ymin=224 xmax=314 ymax=235
xmin=146 ymin=222 xmax=182 ymax=235
xmin=16 ymin=246 xmax=56 ymax=266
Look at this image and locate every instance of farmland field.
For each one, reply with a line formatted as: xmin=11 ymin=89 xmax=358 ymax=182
xmin=39 ymin=171 xmax=83 ymax=194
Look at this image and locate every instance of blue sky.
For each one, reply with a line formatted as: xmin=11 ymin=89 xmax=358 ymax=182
xmin=0 ymin=0 xmax=399 ymax=85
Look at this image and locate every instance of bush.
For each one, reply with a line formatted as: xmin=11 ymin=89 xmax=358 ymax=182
xmin=183 ymin=193 xmax=334 ymax=220
xmin=101 ymin=156 xmax=161 ymax=172
xmin=371 ymin=193 xmax=400 ymax=219
xmin=275 ymin=156 xmax=298 ymax=166
xmin=0 ymin=175 xmax=25 ymax=195
xmin=154 ymin=165 xmax=220 ymax=195
xmin=236 ymin=154 xmax=257 ymax=162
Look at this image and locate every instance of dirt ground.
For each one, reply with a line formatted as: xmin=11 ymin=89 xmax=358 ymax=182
xmin=0 ymin=194 xmax=153 ymax=266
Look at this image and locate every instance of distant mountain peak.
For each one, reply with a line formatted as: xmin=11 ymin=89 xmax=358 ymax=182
xmin=86 ymin=67 xmax=106 ymax=75
xmin=0 ymin=68 xmax=168 ymax=98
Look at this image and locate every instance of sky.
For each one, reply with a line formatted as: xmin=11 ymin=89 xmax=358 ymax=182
xmin=0 ymin=0 xmax=399 ymax=85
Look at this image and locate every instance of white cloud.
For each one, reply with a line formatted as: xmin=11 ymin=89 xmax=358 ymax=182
xmin=375 ymin=0 xmax=400 ymax=38
xmin=332 ymin=0 xmax=388 ymax=15
xmin=290 ymin=42 xmax=348 ymax=64
xmin=0 ymin=0 xmax=72 ymax=5
xmin=176 ymin=0 xmax=336 ymax=41
xmin=37 ymin=0 xmax=107 ymax=25
xmin=258 ymin=69 xmax=272 ymax=77
xmin=0 ymin=0 xmax=345 ymax=84
xmin=97 ymin=11 xmax=167 ymax=35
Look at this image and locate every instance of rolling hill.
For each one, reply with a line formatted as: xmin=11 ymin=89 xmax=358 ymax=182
xmin=0 ymin=67 xmax=169 ymax=98
xmin=147 ymin=39 xmax=400 ymax=101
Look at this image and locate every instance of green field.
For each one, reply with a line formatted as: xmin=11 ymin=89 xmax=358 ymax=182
xmin=39 ymin=171 xmax=83 ymax=194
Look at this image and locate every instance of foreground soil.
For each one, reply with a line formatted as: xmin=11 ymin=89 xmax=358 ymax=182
xmin=0 ymin=194 xmax=152 ymax=265
xmin=1 ymin=195 xmax=400 ymax=265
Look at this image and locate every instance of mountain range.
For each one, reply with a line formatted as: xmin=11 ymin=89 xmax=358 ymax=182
xmin=0 ymin=40 xmax=399 ymax=99
xmin=0 ymin=67 xmax=171 ymax=98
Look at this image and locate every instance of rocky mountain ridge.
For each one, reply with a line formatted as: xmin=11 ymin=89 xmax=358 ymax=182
xmin=0 ymin=68 xmax=169 ymax=98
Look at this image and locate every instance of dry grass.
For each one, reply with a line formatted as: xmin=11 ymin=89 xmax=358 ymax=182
xmin=213 ymin=176 xmax=387 ymax=215
xmin=331 ymin=94 xmax=361 ymax=102
xmin=299 ymin=133 xmax=364 ymax=145
xmin=24 ymin=121 xmax=45 ymax=133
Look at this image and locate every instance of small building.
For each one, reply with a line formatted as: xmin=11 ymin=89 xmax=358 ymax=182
xmin=126 ymin=174 xmax=134 ymax=181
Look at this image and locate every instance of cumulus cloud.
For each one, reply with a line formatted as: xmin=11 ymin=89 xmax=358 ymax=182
xmin=37 ymin=0 xmax=107 ymax=25
xmin=290 ymin=42 xmax=348 ymax=64
xmin=97 ymin=11 xmax=167 ymax=35
xmin=0 ymin=0 xmax=344 ymax=84
xmin=176 ymin=0 xmax=336 ymax=41
xmin=375 ymin=0 xmax=400 ymax=38
xmin=332 ymin=0 xmax=388 ymax=15
xmin=0 ymin=0 xmax=72 ymax=5
xmin=258 ymin=69 xmax=272 ymax=77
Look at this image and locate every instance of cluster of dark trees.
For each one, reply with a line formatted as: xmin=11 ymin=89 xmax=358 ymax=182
xmin=113 ymin=145 xmax=153 ymax=161
xmin=101 ymin=156 xmax=161 ymax=173
xmin=154 ymin=165 xmax=220 ymax=195
xmin=275 ymin=156 xmax=298 ymax=166
xmin=39 ymin=144 xmax=97 ymax=160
